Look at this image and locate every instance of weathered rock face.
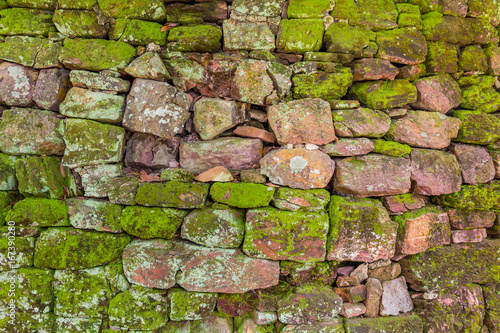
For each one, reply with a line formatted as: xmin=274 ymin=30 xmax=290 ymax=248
xmin=268 ymin=98 xmax=336 ymax=145
xmin=193 ymin=98 xmax=246 ymax=140
xmin=410 ymin=149 xmax=462 ymax=196
xmin=449 ymin=143 xmax=496 ymax=184
xmin=33 ymin=68 xmax=71 ymax=111
xmin=243 ymin=207 xmax=329 ymax=262
xmin=328 ymin=196 xmax=398 ymax=262
xmin=69 ymin=70 xmax=131 ymax=92
xmin=437 ymin=181 xmax=500 ymax=211
xmin=410 ymin=74 xmax=462 ymax=113
xmin=135 ymin=181 xmax=209 ymax=209
xmin=210 ymin=183 xmax=275 ymax=208
xmin=334 ymin=154 xmax=411 ymax=197
xmin=260 ymin=148 xmax=335 ymax=189
xmin=332 ymin=108 xmax=391 ymax=138
xmin=350 ymin=58 xmax=399 ymax=81
xmin=223 ymin=20 xmax=275 ymax=51
xmin=123 ymin=79 xmax=191 ymax=139
xmin=379 ymin=276 xmax=414 ymax=316
xmin=376 ymin=28 xmax=427 ymax=65
xmin=122 ymin=239 xmax=279 ymax=292
xmin=452 ymin=110 xmax=500 ymax=145
xmin=321 ymin=138 xmax=375 ymax=157
xmin=348 ymin=79 xmax=418 ymax=109
xmin=0 ymin=62 xmax=36 ymax=107
xmin=180 ymin=137 xmax=263 ymax=174
xmin=272 ymin=187 xmax=330 ymax=212
xmin=386 ymin=111 xmax=462 ymax=149
xmin=66 ymin=198 xmax=123 ymax=233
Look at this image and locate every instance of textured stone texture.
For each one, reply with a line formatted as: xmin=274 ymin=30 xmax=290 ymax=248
xmin=410 ymin=74 xmax=462 ymax=113
xmin=193 ymin=98 xmax=246 ymax=140
xmin=332 ymin=108 xmax=391 ymax=138
xmin=449 ymin=143 xmax=496 ymax=185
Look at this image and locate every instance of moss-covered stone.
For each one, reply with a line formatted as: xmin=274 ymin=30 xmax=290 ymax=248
xmin=66 ymin=198 xmax=123 ymax=233
xmin=373 ymin=140 xmax=411 ymax=157
xmin=0 ymin=312 xmax=54 ymax=333
xmin=483 ymin=283 xmax=500 ymax=331
xmin=15 ymin=156 xmax=76 ymax=199
xmin=62 ymin=118 xmax=126 ymax=168
xmin=181 ymin=206 xmax=245 ymax=248
xmin=58 ymin=0 xmax=96 ymax=10
xmin=0 ymin=108 xmax=65 ymax=156
xmin=109 ymin=284 xmax=168 ymax=330
xmin=240 ymin=169 xmax=267 ymax=184
xmin=167 ymin=25 xmax=222 ymax=53
xmin=107 ymin=176 xmax=138 ymax=205
xmin=0 ymin=191 xmax=22 ymax=225
xmin=460 ymin=85 xmax=500 ymax=113
xmin=331 ymin=0 xmax=398 ymax=30
xmin=292 ymin=69 xmax=353 ymax=101
xmin=55 ymin=317 xmax=102 ymax=333
xmin=165 ymin=1 xmax=228 ymax=24
xmin=375 ymin=28 xmax=427 ymax=65
xmin=458 ymin=44 xmax=488 ymax=72
xmin=397 ymin=3 xmax=423 ymax=29
xmin=110 ymin=19 xmax=167 ymax=46
xmin=0 ymin=36 xmax=47 ymax=66
xmin=0 ymin=8 xmax=55 ymax=37
xmin=223 ymin=19 xmax=275 ymax=51
xmin=348 ymin=79 xmax=418 ymax=109
xmin=53 ymin=9 xmax=107 ymax=38
xmin=98 ymin=0 xmax=166 ymax=21
xmin=0 ymin=231 xmax=35 ymax=270
xmin=425 ymin=41 xmax=459 ymax=74
xmin=243 ymin=206 xmax=329 ymax=262
xmin=287 ymin=0 xmax=332 ymax=18
xmin=421 ymin=11 xmax=473 ymax=46
xmin=437 ymin=181 xmax=500 ymax=210
xmin=210 ymin=183 xmax=275 ymax=208
xmin=169 ymin=288 xmax=218 ymax=321
xmin=344 ymin=315 xmax=423 ymax=332
xmin=324 ymin=22 xmax=376 ymax=56
xmin=277 ymin=19 xmax=324 ymax=53
xmin=6 ymin=198 xmax=68 ymax=227
xmin=59 ymin=38 xmax=136 ymax=72
xmin=34 ymin=39 xmax=63 ymax=69
xmin=451 ymin=110 xmax=500 ymax=145
xmin=400 ymin=239 xmax=500 ymax=291
xmin=327 ymin=195 xmax=398 ymax=262
xmin=160 ymin=169 xmax=195 ymax=182
xmin=121 ymin=205 xmax=186 ymax=239
xmin=34 ymin=227 xmax=130 ymax=269
xmin=272 ymin=187 xmax=330 ymax=212
xmin=332 ymin=108 xmax=391 ymax=138
xmin=0 ymin=153 xmax=18 ymax=191
xmin=136 ymin=181 xmax=209 ymax=209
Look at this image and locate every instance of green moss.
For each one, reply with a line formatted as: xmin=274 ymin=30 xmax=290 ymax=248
xmin=217 ymin=292 xmax=258 ymax=317
xmin=437 ymin=181 xmax=500 ymax=210
xmin=373 ymin=140 xmax=412 ymax=157
xmin=59 ymin=38 xmax=136 ymax=72
xmin=160 ymin=169 xmax=195 ymax=182
xmin=344 ymin=315 xmax=423 ymax=332
xmin=210 ymin=183 xmax=275 ymax=208
xmin=0 ymin=153 xmax=19 ymax=191
xmin=249 ymin=50 xmax=275 ymax=61
xmin=34 ymin=39 xmax=62 ymax=69
xmin=98 ymin=0 xmax=166 ymax=21
xmin=53 ymin=9 xmax=106 ymax=38
xmin=0 ymin=36 xmax=45 ymax=66
xmin=110 ymin=19 xmax=167 ymax=46
xmin=458 ymin=45 xmax=488 ymax=72
xmin=6 ymin=198 xmax=68 ymax=227
xmin=169 ymin=288 xmax=218 ymax=321
xmin=34 ymin=227 xmax=130 ymax=269
xmin=457 ymin=75 xmax=496 ymax=89
xmin=121 ymin=205 xmax=187 ymax=239
xmin=0 ymin=233 xmax=35 ymax=270
xmin=66 ymin=198 xmax=123 ymax=233
xmin=0 ymin=7 xmax=55 ymax=37
xmin=460 ymin=85 xmax=500 ymax=113
xmin=276 ymin=19 xmax=324 ymax=53
xmin=348 ymin=79 xmax=418 ymax=109
xmin=0 ymin=312 xmax=54 ymax=332
xmin=397 ymin=3 xmax=423 ymax=29
xmin=107 ymin=176 xmax=139 ymax=205
xmin=58 ymin=0 xmax=96 ymax=10
xmin=0 ymin=191 xmax=23 ymax=225
xmin=136 ymin=181 xmax=209 ymax=209
xmin=324 ymin=22 xmax=376 ymax=56
xmin=451 ymin=110 xmax=500 ymax=145
xmin=425 ymin=41 xmax=458 ymax=74
xmin=109 ymin=284 xmax=168 ymax=330
xmin=292 ymin=69 xmax=353 ymax=101
xmin=167 ymin=25 xmax=221 ymax=52
xmin=272 ymin=187 xmax=330 ymax=212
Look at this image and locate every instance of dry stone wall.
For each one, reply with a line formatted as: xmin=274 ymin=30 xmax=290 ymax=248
xmin=0 ymin=0 xmax=500 ymax=332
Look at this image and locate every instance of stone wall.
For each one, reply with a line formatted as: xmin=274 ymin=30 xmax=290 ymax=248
xmin=0 ymin=0 xmax=500 ymax=332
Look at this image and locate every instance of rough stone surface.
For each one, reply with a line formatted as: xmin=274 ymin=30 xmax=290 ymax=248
xmin=121 ymin=206 xmax=187 ymax=239
xmin=379 ymin=276 xmax=413 ymax=316
xmin=332 ymin=108 xmax=391 ymax=138
xmin=449 ymin=143 xmax=496 ymax=185
xmin=410 ymin=74 xmax=462 ymax=113
xmin=321 ymin=138 xmax=374 ymax=157
xmin=260 ymin=148 xmax=335 ymax=190
xmin=447 ymin=209 xmax=496 ymax=230
xmin=364 ymin=278 xmax=383 ymax=318
xmin=0 ymin=62 xmax=36 ymax=107
xmin=350 ymin=58 xmax=399 ymax=81
xmin=33 ymin=68 xmax=71 ymax=111
xmin=376 ymin=28 xmax=427 ymax=65
xmin=334 ymin=154 xmax=411 ymax=197
xmin=124 ymin=52 xmax=170 ymax=81
xmin=169 ymin=288 xmax=217 ymax=321
xmin=66 ymin=198 xmax=123 ymax=233
xmin=223 ymin=19 xmax=275 ymax=51
xmin=272 ymin=187 xmax=330 ymax=212
xmin=193 ymin=98 xmax=246 ymax=140
xmin=452 ymin=110 xmax=500 ymax=145
xmin=69 ymin=70 xmax=131 ymax=92
xmin=348 ymin=79 xmax=418 ymax=110
xmin=451 ymin=228 xmax=487 ymax=243
xmin=210 ymin=182 xmax=275 ymax=208
xmin=135 ymin=181 xmax=209 ymax=209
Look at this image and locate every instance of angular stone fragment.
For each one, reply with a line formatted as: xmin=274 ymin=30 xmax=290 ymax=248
xmin=368 ymin=263 xmax=401 ymax=282
xmin=60 ymin=38 xmax=136 ymax=72
xmin=180 ymin=137 xmax=263 ymax=174
xmin=334 ymin=154 xmax=411 ymax=197
xmin=324 ymin=22 xmax=375 ymax=56
xmin=75 ymin=164 xmax=123 ymax=198
xmin=400 ymin=239 xmax=500 ymax=291
xmin=321 ymin=138 xmax=374 ymax=157
xmin=123 ymin=239 xmax=279 ymax=292
xmin=449 ymin=143 xmax=496 ymax=184
xmin=447 ymin=209 xmax=496 ymax=230
xmin=0 ymin=7 xmax=56 ymax=37
xmin=269 ymin=98 xmax=336 ymax=145
xmin=260 ymin=148 xmax=335 ymax=190
xmin=272 ymin=187 xmax=330 ymax=212
xmin=0 ymin=62 xmax=37 ymax=107
xmin=383 ymin=194 xmax=428 ymax=215
xmin=451 ymin=228 xmax=487 ymax=243
xmin=165 ymin=1 xmax=228 ymax=24
xmin=452 ymin=110 xmax=500 ymax=145
xmin=123 ymin=79 xmax=191 ymax=139
xmin=6 ymin=198 xmax=69 ymax=227
xmin=410 ymin=149 xmax=462 ymax=195
xmin=124 ymin=133 xmax=180 ymax=170
xmin=348 ymin=79 xmax=417 ymax=109
xmin=328 ymin=196 xmax=398 ymax=262
xmin=230 ymin=59 xmax=274 ymax=106
xmin=60 ymin=87 xmax=125 ymax=124
xmin=0 ymin=108 xmax=65 ymax=156
xmin=350 ymin=58 xmax=399 ymax=81
xmin=69 ymin=70 xmax=131 ymax=92
xmin=410 ymin=74 xmax=461 ymax=113
xmin=334 ymin=285 xmax=366 ymax=303
xmin=438 ymin=181 xmax=500 ymax=211
xmin=167 ymin=25 xmax=221 ymax=53
xmin=376 ymin=28 xmax=427 ymax=65
xmin=233 ymin=126 xmax=276 ymax=143
xmin=66 ymin=198 xmax=123 ymax=233
xmin=33 ymin=68 xmax=71 ymax=112
xmin=386 ymin=111 xmax=462 ymax=149
xmin=53 ymin=9 xmax=106 ymax=38
xmin=62 ymin=119 xmax=125 ymax=168
xmin=98 ymin=0 xmax=166 ymax=21
xmin=195 ymin=166 xmax=234 ymax=182
xmin=135 ymin=181 xmax=209 ymax=209
xmin=217 ymin=292 xmax=258 ymax=317
xmin=332 ymin=108 xmax=391 ymax=138
xmin=210 ymin=183 xmax=275 ymax=209
xmin=223 ymin=19 xmax=275 ymax=51
xmin=121 ymin=206 xmax=186 ymax=239
xmin=194 ymin=98 xmax=246 ymax=140
xmin=169 ymin=288 xmax=217 ymax=321
xmin=34 ymin=227 xmax=130 ymax=269
xmin=109 ymin=285 xmax=167 ymax=331
xmin=181 ymin=206 xmax=245 ymax=249
xmin=292 ymin=70 xmax=353 ymax=102
xmin=278 ymin=285 xmax=343 ymax=325
xmin=243 ymin=207 xmax=329 ymax=262
xmin=364 ymin=278 xmax=383 ymax=318
xmin=124 ymin=52 xmax=170 ymax=81
xmin=379 ymin=276 xmax=413 ymax=316
xmin=277 ymin=19 xmax=324 ymax=53
xmin=110 ymin=19 xmax=167 ymax=46
xmin=340 ymin=303 xmax=366 ymax=318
